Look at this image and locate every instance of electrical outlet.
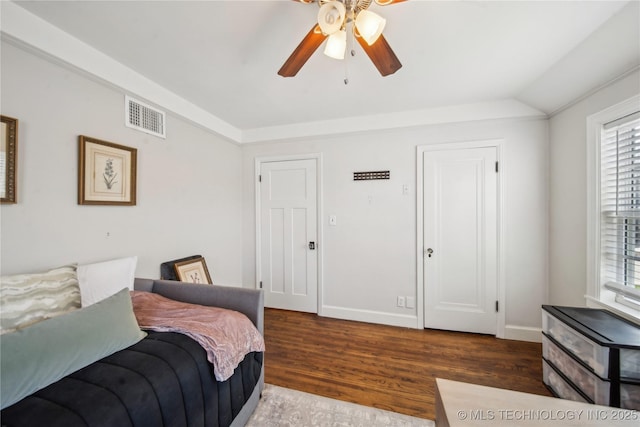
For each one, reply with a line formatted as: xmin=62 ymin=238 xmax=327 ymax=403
xmin=397 ymin=296 xmax=405 ymax=307
xmin=406 ymin=296 xmax=415 ymax=309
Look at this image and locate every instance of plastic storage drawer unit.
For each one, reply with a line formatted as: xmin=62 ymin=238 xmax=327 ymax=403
xmin=541 ymin=305 xmax=640 ymax=410
xmin=542 ymin=310 xmax=609 ymax=377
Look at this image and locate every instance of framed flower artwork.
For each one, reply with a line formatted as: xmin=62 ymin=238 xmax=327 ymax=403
xmin=78 ymin=136 xmax=137 ymax=205
xmin=174 ymin=257 xmax=212 ymax=285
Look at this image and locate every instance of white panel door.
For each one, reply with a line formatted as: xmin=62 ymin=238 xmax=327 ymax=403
xmin=423 ymin=147 xmax=498 ymax=334
xmin=259 ymin=159 xmax=318 ymax=313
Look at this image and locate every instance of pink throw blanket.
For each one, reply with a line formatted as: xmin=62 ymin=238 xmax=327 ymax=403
xmin=131 ymin=291 xmax=265 ymax=381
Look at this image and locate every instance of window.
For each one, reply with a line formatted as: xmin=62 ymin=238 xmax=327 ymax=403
xmin=588 ymin=95 xmax=640 ymax=321
xmin=600 ymin=111 xmax=640 ymax=310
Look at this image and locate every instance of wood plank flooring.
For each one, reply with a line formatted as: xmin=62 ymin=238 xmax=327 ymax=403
xmin=263 ymin=308 xmax=552 ymax=421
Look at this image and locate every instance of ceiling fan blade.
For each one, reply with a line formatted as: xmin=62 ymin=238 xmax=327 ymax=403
xmin=374 ymin=0 xmax=407 ymax=5
xmin=278 ymin=24 xmax=327 ymax=77
xmin=356 ymin=33 xmax=402 ymax=76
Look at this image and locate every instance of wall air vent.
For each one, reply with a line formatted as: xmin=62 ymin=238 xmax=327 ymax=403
xmin=125 ymin=95 xmax=166 ymax=138
xmin=353 ymin=171 xmax=390 ymax=181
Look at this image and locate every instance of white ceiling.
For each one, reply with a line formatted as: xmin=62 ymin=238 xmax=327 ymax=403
xmin=5 ymin=0 xmax=640 ymax=142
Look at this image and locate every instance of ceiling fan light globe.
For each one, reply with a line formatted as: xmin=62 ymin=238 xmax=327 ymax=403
xmin=355 ymin=10 xmax=386 ymax=45
xmin=324 ymin=30 xmax=347 ymax=60
xmin=317 ymin=1 xmax=346 ymax=35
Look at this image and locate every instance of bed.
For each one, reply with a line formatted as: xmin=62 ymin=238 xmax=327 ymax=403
xmin=0 ymin=278 xmax=265 ymax=427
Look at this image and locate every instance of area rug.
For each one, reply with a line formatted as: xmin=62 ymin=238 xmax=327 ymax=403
xmin=246 ymin=384 xmax=435 ymax=427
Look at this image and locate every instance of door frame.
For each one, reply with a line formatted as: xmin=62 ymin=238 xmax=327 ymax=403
xmin=416 ymin=140 xmax=505 ymax=337
xmin=255 ymin=153 xmax=323 ymax=315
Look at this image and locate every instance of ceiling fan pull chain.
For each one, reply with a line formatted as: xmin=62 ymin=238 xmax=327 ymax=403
xmin=344 ymin=21 xmax=354 ymax=85
xmin=344 ymin=52 xmax=349 ymax=85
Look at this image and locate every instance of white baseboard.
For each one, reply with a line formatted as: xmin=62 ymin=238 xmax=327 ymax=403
xmin=320 ymin=305 xmax=418 ymax=329
xmin=504 ymin=325 xmax=542 ymax=342
xmin=320 ymin=305 xmax=542 ymax=341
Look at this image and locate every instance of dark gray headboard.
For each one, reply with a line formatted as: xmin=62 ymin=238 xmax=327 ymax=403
xmin=133 ymin=278 xmax=264 ymax=334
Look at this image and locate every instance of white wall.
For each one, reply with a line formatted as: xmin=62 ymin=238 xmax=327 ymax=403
xmin=242 ymin=117 xmax=549 ymax=338
xmin=0 ymin=41 xmax=244 ymax=283
xmin=548 ymin=70 xmax=640 ymax=306
xmin=1 ymin=39 xmax=552 ymax=339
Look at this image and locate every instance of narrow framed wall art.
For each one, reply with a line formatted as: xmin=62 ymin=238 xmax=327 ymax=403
xmin=1 ymin=115 xmax=18 ymax=204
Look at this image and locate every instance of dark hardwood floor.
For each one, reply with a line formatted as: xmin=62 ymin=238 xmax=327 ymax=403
xmin=263 ymin=308 xmax=551 ymax=420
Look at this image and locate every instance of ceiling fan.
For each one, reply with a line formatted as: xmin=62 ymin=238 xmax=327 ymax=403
xmin=278 ymin=0 xmax=405 ymax=78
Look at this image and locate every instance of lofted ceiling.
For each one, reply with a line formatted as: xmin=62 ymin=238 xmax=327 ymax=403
xmin=3 ymin=1 xmax=640 ymax=143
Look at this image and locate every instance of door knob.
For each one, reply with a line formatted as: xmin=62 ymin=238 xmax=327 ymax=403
xmin=426 ymin=248 xmax=433 ymax=258
xmin=309 ymin=242 xmax=315 ymax=250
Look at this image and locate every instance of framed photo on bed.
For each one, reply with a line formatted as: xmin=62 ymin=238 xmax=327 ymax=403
xmin=174 ymin=256 xmax=212 ymax=284
xmin=78 ymin=135 xmax=137 ymax=205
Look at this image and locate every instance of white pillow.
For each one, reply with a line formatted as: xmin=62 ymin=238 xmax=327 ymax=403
xmin=77 ymin=256 xmax=137 ymax=306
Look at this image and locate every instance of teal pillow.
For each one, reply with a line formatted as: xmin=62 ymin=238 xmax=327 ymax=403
xmin=0 ymin=288 xmax=146 ymax=409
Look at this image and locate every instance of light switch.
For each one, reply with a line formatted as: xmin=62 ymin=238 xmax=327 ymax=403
xmin=329 ymin=215 xmax=337 ymax=226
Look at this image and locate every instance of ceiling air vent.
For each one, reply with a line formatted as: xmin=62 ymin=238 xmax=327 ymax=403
xmin=125 ymin=95 xmax=166 ymax=138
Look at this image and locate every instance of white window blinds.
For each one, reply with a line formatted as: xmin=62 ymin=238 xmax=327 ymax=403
xmin=601 ymin=111 xmax=640 ymax=297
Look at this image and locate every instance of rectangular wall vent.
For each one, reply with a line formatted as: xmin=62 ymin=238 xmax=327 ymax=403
xmin=353 ymin=171 xmax=390 ymax=181
xmin=125 ymin=95 xmax=166 ymax=138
